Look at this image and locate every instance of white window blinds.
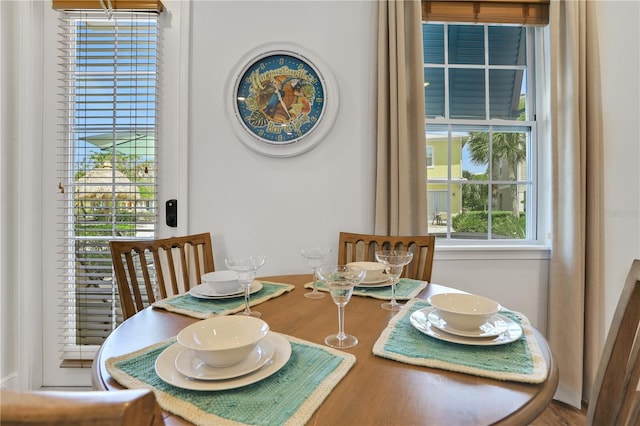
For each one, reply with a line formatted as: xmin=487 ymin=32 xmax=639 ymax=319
xmin=56 ymin=9 xmax=159 ymax=365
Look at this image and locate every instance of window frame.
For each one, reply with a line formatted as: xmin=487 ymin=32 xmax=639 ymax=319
xmin=423 ymin=22 xmax=547 ymax=247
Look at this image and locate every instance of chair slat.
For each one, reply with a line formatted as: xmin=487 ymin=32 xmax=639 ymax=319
xmin=337 ymin=232 xmax=436 ymax=282
xmin=110 ymin=233 xmax=215 ymax=320
xmin=587 ymin=259 xmax=640 ymax=426
xmin=151 ymin=249 xmax=167 ymax=300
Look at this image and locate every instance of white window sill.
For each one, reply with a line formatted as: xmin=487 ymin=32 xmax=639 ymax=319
xmin=433 ymin=243 xmax=551 ymax=261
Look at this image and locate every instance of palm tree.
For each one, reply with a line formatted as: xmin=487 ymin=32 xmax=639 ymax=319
xmin=465 ymin=131 xmax=526 ymax=218
xmin=461 ymin=170 xmax=487 ymax=212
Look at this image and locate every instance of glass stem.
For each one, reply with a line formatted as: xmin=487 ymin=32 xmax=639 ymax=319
xmin=337 ymin=305 xmax=346 ymax=340
xmin=312 ymin=268 xmax=319 ymax=292
xmin=243 ymin=285 xmax=251 ymax=314
xmin=390 ymin=278 xmax=398 ymax=305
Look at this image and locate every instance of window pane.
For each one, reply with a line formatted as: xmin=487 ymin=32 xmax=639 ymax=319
xmin=488 ymin=26 xmax=526 ymax=66
xmin=423 ymin=23 xmax=444 ymax=63
xmin=489 ymin=129 xmax=528 ymax=182
xmin=425 ymin=68 xmax=445 ymax=118
xmin=489 ymin=69 xmax=525 ymax=119
xmin=449 ymin=69 xmax=485 ymax=119
xmin=448 ymin=25 xmax=484 ymax=65
xmin=455 ymin=182 xmax=490 ymax=240
xmin=460 ymin=127 xmax=490 ymax=176
xmin=426 ymin=124 xmax=450 ymax=183
xmin=428 ymin=189 xmax=449 ymax=236
xmin=491 ymin=184 xmax=527 ymax=239
xmin=426 ymin=124 xmax=449 ymax=236
xmin=462 ymin=182 xmax=489 ymax=213
xmin=461 ymin=127 xmax=489 ymax=176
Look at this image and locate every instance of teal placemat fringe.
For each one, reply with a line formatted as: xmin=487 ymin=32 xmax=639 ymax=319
xmin=106 ymin=334 xmax=355 ymax=426
xmin=304 ymin=278 xmax=427 ymax=300
xmin=373 ymin=299 xmax=548 ymax=383
xmin=152 ymin=281 xmax=294 ymax=319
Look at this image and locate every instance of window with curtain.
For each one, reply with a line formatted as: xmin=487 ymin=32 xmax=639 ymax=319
xmin=422 ymin=1 xmax=548 ymax=241
xmin=56 ymin=6 xmax=160 ymax=365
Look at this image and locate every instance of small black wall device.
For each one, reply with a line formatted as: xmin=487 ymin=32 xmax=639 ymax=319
xmin=166 ymin=199 xmax=177 ymax=227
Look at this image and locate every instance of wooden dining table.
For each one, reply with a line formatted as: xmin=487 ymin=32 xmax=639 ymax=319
xmin=93 ymin=274 xmax=559 ymax=425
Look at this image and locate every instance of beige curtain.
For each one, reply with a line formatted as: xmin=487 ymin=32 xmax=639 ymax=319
xmin=374 ymin=0 xmax=428 ymax=236
xmin=549 ymin=0 xmax=604 ymax=407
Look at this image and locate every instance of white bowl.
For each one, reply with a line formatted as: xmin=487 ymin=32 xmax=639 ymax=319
xmin=347 ymin=261 xmax=386 ymax=281
xmin=427 ymin=293 xmax=501 ymax=331
xmin=201 ymin=270 xmax=242 ymax=294
xmin=176 ymin=316 xmax=269 ymax=367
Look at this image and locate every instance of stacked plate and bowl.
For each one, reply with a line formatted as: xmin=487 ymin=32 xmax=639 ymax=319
xmin=188 ymin=270 xmax=263 ymax=300
xmin=153 ymin=271 xmax=292 ymax=391
xmin=410 ymin=292 xmax=524 ymax=346
xmin=347 ymin=261 xmax=389 ymax=287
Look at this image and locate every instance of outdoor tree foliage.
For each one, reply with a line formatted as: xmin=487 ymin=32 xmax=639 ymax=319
xmin=465 ymin=131 xmax=526 ymax=219
xmin=461 ymin=170 xmax=488 ymax=212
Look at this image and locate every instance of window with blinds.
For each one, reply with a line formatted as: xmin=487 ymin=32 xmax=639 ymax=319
xmin=56 ymin=9 xmax=159 ymax=364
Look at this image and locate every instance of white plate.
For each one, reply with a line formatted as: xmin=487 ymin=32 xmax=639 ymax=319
xmin=410 ymin=307 xmax=523 ymax=346
xmin=195 ymin=281 xmax=243 ymax=297
xmin=427 ymin=309 xmax=511 ymax=338
xmin=155 ymin=332 xmax=291 ymax=391
xmin=174 ymin=337 xmax=275 ymax=380
xmin=356 ymin=277 xmax=391 ymax=287
xmin=188 ymin=281 xmax=263 ymax=299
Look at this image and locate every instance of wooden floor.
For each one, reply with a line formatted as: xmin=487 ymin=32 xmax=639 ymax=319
xmin=531 ymin=400 xmax=587 ymax=425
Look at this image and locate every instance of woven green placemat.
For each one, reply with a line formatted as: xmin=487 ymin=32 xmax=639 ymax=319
xmin=152 ymin=281 xmax=295 ymax=319
xmin=373 ymin=299 xmax=548 ymax=383
xmin=304 ymin=278 xmax=427 ymax=300
xmin=106 ymin=334 xmax=355 ymax=426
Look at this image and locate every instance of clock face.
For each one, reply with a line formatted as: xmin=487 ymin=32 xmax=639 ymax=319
xmin=227 ymin=44 xmax=338 ymax=157
xmin=235 ymin=53 xmax=325 ymax=145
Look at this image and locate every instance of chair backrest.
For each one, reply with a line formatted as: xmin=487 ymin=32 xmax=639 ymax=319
xmin=110 ymin=232 xmax=215 ymax=320
xmin=586 ymin=259 xmax=640 ymax=426
xmin=337 ymin=232 xmax=436 ymax=282
xmin=0 ymin=389 xmax=164 ymax=426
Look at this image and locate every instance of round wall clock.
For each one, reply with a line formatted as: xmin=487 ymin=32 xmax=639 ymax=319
xmin=226 ymin=42 xmax=339 ymax=157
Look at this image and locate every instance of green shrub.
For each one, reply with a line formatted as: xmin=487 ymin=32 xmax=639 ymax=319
xmin=452 ymin=211 xmax=525 ymax=238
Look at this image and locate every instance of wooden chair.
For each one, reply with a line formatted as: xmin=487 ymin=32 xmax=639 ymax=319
xmin=337 ymin=232 xmax=436 ymax=282
xmin=110 ymin=232 xmax=215 ymax=320
xmin=0 ymin=389 xmax=164 ymax=425
xmin=586 ymin=259 xmax=640 ymax=426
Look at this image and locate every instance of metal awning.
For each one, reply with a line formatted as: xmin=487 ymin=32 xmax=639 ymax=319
xmin=80 ymin=132 xmax=155 ymax=157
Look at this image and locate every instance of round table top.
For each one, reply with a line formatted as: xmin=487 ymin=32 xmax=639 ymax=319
xmin=93 ymin=274 xmax=558 ymax=425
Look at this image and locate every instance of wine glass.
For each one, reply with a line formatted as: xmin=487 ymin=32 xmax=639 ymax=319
xmin=316 ymin=264 xmax=365 ymax=349
xmin=300 ymin=247 xmax=333 ymax=299
xmin=375 ymin=250 xmax=414 ymax=312
xmin=224 ymin=255 xmax=266 ymax=318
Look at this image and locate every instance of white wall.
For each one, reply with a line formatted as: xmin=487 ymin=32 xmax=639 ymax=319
xmin=0 ymin=0 xmax=638 ymax=390
xmin=595 ymin=0 xmax=640 ymax=338
xmin=184 ymin=1 xmax=378 ymax=278
xmin=0 ymin=0 xmax=18 ymax=391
